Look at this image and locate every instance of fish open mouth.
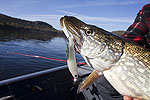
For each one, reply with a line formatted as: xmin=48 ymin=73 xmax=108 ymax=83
xmin=60 ymin=16 xmax=71 ymax=38
xmin=60 ymin=16 xmax=85 ymax=52
xmin=60 ymin=16 xmax=83 ymax=38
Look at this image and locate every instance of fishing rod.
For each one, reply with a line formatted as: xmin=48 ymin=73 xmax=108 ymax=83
xmin=7 ymin=52 xmax=87 ymax=65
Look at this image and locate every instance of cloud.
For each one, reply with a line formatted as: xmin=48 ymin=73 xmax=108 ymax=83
xmin=19 ymin=14 xmax=62 ymax=20
xmin=12 ymin=0 xmax=39 ymax=6
xmin=13 ymin=8 xmax=133 ymax=31
xmin=57 ymin=0 xmax=149 ymax=9
xmin=0 ymin=0 xmax=39 ymax=15
xmin=56 ymin=10 xmax=133 ymax=31
xmin=56 ymin=10 xmax=133 ymax=23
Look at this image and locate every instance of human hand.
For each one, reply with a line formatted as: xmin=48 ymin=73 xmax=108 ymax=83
xmin=123 ymin=96 xmax=141 ymax=100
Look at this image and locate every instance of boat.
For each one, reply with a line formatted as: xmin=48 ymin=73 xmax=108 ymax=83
xmin=0 ymin=64 xmax=102 ymax=100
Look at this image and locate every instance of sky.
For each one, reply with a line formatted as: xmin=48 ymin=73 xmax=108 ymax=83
xmin=0 ymin=0 xmax=149 ymax=31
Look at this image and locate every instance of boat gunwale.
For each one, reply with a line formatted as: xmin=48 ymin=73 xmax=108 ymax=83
xmin=0 ymin=65 xmax=68 ymax=86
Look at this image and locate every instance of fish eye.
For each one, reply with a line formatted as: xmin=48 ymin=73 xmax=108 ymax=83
xmin=86 ymin=29 xmax=93 ymax=35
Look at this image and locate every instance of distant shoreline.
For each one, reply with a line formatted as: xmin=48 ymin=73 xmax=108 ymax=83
xmin=0 ymin=13 xmax=66 ymax=40
xmin=0 ymin=25 xmax=66 ymax=41
xmin=0 ymin=13 xmax=63 ymax=34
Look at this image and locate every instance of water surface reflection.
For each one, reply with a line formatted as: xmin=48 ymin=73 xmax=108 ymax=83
xmin=0 ymin=31 xmax=83 ymax=80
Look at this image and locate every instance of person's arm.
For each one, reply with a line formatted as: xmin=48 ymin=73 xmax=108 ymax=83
xmin=122 ymin=4 xmax=149 ymax=100
xmin=122 ymin=4 xmax=149 ymax=47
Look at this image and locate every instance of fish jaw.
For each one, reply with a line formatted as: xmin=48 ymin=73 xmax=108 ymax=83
xmin=60 ymin=16 xmax=70 ymax=38
xmin=60 ymin=16 xmax=85 ymax=52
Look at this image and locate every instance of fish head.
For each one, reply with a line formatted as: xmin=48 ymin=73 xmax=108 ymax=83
xmin=60 ymin=16 xmax=124 ymax=92
xmin=60 ymin=16 xmax=124 ymax=72
xmin=60 ymin=16 xmax=87 ymax=52
xmin=60 ymin=16 xmax=113 ymax=59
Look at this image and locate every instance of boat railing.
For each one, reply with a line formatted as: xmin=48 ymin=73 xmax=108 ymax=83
xmin=0 ymin=65 xmax=68 ymax=86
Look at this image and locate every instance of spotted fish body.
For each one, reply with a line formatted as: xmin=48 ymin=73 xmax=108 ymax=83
xmin=60 ymin=16 xmax=150 ymax=100
xmin=103 ymin=42 xmax=150 ymax=99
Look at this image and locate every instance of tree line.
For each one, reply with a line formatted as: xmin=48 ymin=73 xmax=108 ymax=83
xmin=0 ymin=13 xmax=61 ymax=33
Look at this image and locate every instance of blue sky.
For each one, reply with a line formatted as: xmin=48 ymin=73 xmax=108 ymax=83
xmin=0 ymin=0 xmax=149 ymax=31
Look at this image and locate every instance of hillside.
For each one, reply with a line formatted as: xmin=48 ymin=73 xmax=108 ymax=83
xmin=0 ymin=13 xmax=62 ymax=33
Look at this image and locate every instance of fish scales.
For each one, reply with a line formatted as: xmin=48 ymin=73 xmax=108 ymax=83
xmin=94 ymin=31 xmax=150 ymax=99
xmin=124 ymin=42 xmax=150 ymax=66
xmin=60 ymin=16 xmax=150 ymax=100
xmin=103 ymin=42 xmax=150 ymax=99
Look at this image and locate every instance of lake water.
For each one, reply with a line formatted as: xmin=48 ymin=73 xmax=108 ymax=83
xmin=0 ymin=36 xmax=83 ymax=81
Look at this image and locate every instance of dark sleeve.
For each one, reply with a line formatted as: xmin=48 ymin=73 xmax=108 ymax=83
xmin=121 ymin=5 xmax=149 ymax=46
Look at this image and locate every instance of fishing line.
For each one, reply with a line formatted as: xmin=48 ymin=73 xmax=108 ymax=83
xmin=7 ymin=52 xmax=87 ymax=65
xmin=45 ymin=53 xmax=84 ymax=62
xmin=0 ymin=52 xmax=8 ymax=78
xmin=6 ymin=82 xmax=16 ymax=100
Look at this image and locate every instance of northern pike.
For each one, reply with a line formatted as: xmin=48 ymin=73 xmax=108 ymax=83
xmin=60 ymin=16 xmax=150 ymax=100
